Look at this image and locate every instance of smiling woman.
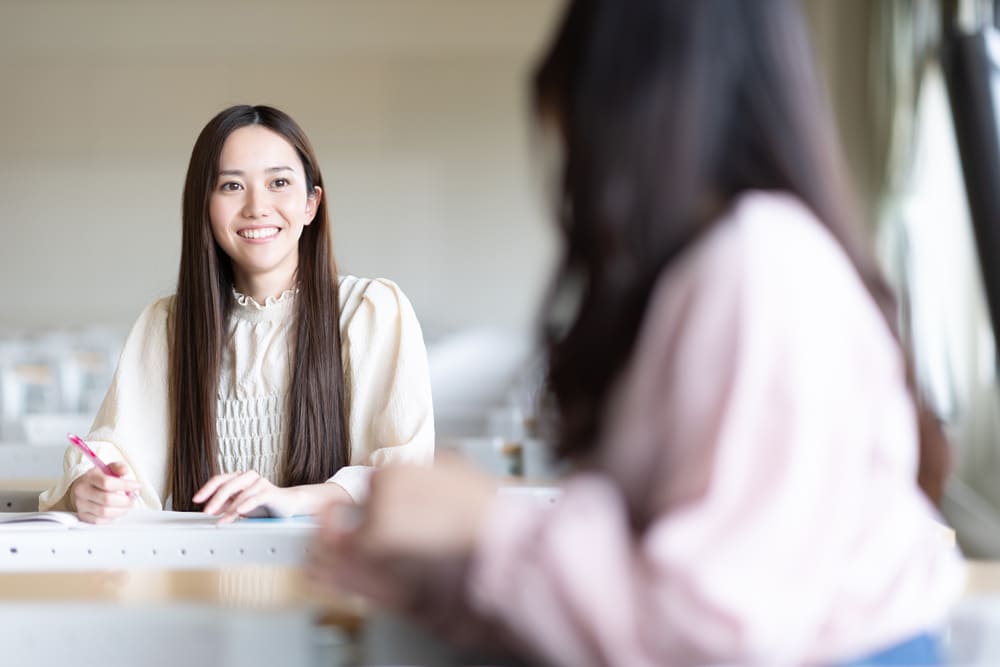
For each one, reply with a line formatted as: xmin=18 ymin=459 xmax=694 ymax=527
xmin=209 ymin=125 xmax=319 ymax=302
xmin=38 ymin=105 xmax=435 ymax=523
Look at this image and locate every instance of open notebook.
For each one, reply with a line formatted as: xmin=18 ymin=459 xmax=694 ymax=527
xmin=0 ymin=512 xmax=82 ymax=527
xmin=0 ymin=510 xmax=225 ymax=528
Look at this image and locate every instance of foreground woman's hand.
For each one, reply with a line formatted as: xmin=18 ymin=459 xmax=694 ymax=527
xmin=69 ymin=462 xmax=141 ymax=524
xmin=307 ymin=459 xmax=496 ymax=610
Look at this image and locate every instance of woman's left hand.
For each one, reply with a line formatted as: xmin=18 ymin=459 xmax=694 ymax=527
xmin=193 ymin=471 xmax=299 ymax=523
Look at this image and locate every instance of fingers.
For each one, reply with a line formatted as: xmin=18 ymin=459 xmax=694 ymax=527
xmin=215 ymin=478 xmax=272 ymax=524
xmin=71 ymin=466 xmax=139 ymax=522
xmin=107 ymin=461 xmax=132 ymax=477
xmin=307 ymin=523 xmax=412 ymax=610
xmin=85 ymin=487 xmax=134 ymax=509
xmin=88 ymin=468 xmax=141 ymax=495
xmin=308 ymin=523 xmax=365 ymax=592
xmin=308 ymin=499 xmax=409 ymax=604
xmin=75 ymin=494 xmax=134 ymax=524
xmin=321 ymin=464 xmax=492 ymax=560
xmin=198 ymin=471 xmax=264 ymax=515
xmin=101 ymin=462 xmax=140 ymax=499
xmin=231 ymin=478 xmax=271 ymax=515
xmin=192 ymin=472 xmax=239 ymax=505
xmin=308 ymin=501 xmax=363 ymax=588
xmin=311 ymin=505 xmax=359 ymax=564
xmin=307 ymin=545 xmax=396 ymax=602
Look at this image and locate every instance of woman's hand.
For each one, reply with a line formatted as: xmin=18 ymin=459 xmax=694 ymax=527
xmin=194 ymin=472 xmax=355 ymax=524
xmin=307 ymin=459 xmax=496 ymax=608
xmin=193 ymin=471 xmax=299 ymax=523
xmin=69 ymin=462 xmax=141 ymax=524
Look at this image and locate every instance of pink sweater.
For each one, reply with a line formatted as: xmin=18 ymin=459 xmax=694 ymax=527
xmin=468 ymin=192 xmax=964 ymax=666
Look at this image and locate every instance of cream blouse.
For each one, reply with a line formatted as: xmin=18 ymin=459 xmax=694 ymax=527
xmin=39 ymin=276 xmax=434 ymax=511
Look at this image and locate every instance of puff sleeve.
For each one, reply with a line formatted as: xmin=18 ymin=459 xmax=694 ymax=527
xmin=38 ymin=298 xmax=173 ymax=511
xmin=331 ymin=278 xmax=435 ymax=502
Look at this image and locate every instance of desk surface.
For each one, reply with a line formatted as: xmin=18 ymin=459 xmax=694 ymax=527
xmin=0 ymin=565 xmax=364 ymax=629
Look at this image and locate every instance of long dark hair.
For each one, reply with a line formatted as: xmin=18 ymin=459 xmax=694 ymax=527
xmin=169 ymin=104 xmax=350 ymax=510
xmin=535 ymin=0 xmax=949 ymax=502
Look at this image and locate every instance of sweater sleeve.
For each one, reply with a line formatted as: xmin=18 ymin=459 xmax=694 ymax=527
xmin=330 ymin=279 xmax=435 ymax=502
xmin=465 ymin=195 xmax=963 ymax=667
xmin=38 ymin=298 xmax=172 ymax=511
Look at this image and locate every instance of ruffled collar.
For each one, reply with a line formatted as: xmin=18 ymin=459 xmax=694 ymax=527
xmin=231 ymin=287 xmax=297 ymax=322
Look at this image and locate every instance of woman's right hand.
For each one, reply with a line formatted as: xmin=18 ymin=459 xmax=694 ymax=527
xmin=69 ymin=462 xmax=141 ymax=523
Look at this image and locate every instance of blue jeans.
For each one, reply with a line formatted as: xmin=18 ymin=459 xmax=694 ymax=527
xmin=836 ymin=633 xmax=942 ymax=666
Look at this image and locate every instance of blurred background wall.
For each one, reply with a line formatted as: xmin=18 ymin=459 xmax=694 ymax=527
xmin=0 ymin=0 xmax=564 ymax=340
xmin=802 ymin=0 xmax=883 ymax=225
xmin=0 ymin=0 xmax=888 ymax=338
xmin=0 ymin=0 xmax=917 ymax=437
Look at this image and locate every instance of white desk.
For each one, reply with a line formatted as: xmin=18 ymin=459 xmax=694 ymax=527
xmin=0 ymin=519 xmax=316 ymax=571
xmin=0 ymin=483 xmax=560 ymax=573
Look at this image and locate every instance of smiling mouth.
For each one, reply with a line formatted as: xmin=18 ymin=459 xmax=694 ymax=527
xmin=238 ymin=227 xmax=280 ymax=240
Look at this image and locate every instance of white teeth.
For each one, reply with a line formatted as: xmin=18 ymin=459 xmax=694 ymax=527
xmin=239 ymin=227 xmax=279 ymax=240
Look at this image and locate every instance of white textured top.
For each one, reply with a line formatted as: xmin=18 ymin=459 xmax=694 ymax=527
xmin=467 ymin=192 xmax=964 ymax=666
xmin=39 ymin=276 xmax=434 ymax=510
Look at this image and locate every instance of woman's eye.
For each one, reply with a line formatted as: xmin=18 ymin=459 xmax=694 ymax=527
xmin=272 ymin=178 xmax=289 ymax=188
xmin=220 ymin=182 xmax=243 ymax=192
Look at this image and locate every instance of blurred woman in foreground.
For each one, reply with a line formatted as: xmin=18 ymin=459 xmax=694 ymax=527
xmin=310 ymin=1 xmax=963 ymax=664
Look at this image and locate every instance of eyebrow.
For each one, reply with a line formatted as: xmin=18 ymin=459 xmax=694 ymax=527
xmin=217 ymin=166 xmax=297 ymax=177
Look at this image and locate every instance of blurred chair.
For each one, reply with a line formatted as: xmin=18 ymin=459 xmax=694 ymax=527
xmin=437 ymin=436 xmax=516 ymax=477
xmin=0 ymin=327 xmax=122 ymax=445
xmin=428 ymin=327 xmax=535 ymax=438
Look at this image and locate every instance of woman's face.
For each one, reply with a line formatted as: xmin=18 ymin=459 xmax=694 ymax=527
xmin=209 ymin=125 xmax=321 ymax=293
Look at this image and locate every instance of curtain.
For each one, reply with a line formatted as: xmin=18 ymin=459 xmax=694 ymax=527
xmin=874 ymin=0 xmax=1000 ymax=555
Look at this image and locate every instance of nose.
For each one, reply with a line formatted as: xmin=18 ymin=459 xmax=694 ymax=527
xmin=241 ymin=187 xmax=270 ymax=219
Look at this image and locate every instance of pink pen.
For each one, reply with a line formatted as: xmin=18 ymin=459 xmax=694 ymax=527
xmin=67 ymin=433 xmax=138 ymax=499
